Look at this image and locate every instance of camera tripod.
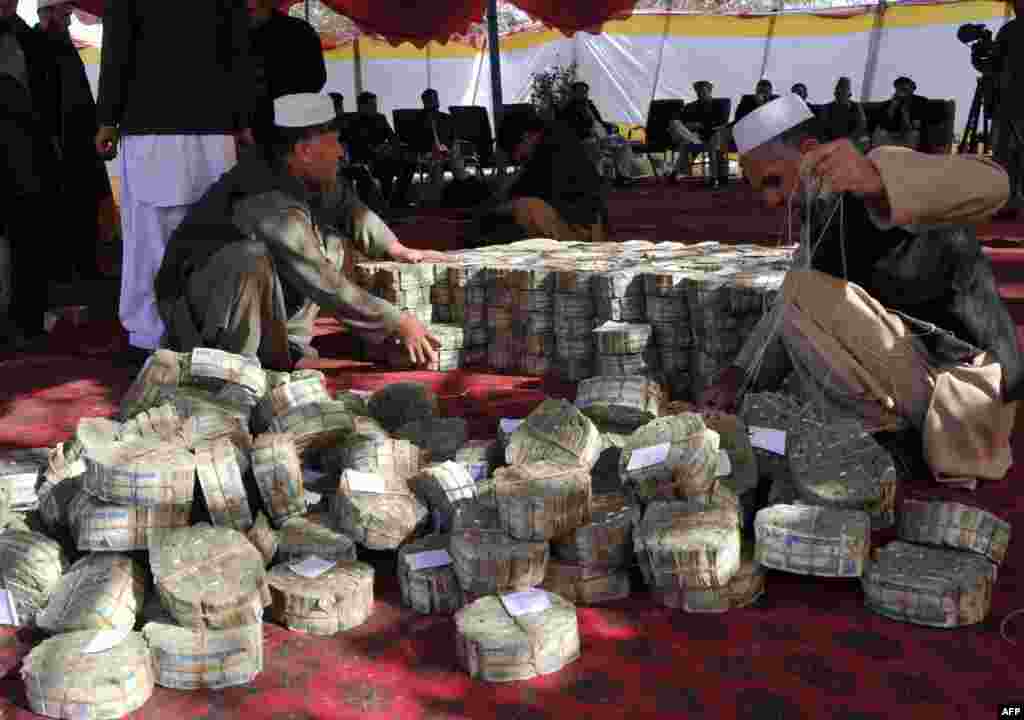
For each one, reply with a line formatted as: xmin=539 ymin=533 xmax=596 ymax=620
xmin=958 ymin=75 xmax=996 ymax=154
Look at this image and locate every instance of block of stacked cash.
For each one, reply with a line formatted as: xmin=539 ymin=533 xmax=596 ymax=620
xmin=651 ymin=542 xmax=764 ymax=613
xmin=276 ymin=514 xmax=358 ymax=564
xmin=449 ymin=528 xmax=549 ymax=595
xmin=266 ymin=401 xmax=356 ymax=458
xmin=36 ymin=553 xmax=145 ymax=634
xmin=451 ymin=501 xmax=502 ymax=532
xmin=246 ymin=513 xmax=279 ymax=566
xmin=454 ymin=591 xmax=580 ymax=682
xmin=253 ymin=369 xmax=331 ymax=434
xmin=22 ymin=630 xmax=155 ymax=720
xmin=493 ymin=462 xmax=591 ymax=541
xmin=553 ymin=281 xmax=597 ymax=381
xmin=355 ymin=260 xmax=437 ymax=326
xmin=0 ymin=530 xmax=67 ymax=626
xmin=185 ymin=347 xmax=268 ymax=409
xmin=592 ymin=320 xmax=655 ymax=378
xmin=593 ymin=268 xmax=646 ymax=322
xmin=330 ymin=469 xmax=429 ymax=549
xmin=409 ymin=461 xmax=478 ymax=533
xmin=70 ymin=491 xmax=193 ymax=552
xmin=394 ymin=417 xmax=468 ymax=461
xmin=324 ymin=436 xmax=429 ymax=484
xmin=368 ymin=382 xmax=439 ymax=433
xmin=740 ymin=391 xmax=824 ymax=505
xmin=862 ymin=541 xmax=997 ymax=628
xmin=366 ymin=323 xmax=477 ymax=372
xmin=0 ymin=448 xmax=49 ymax=512
xmin=143 ymin=606 xmax=263 ymax=689
xmin=755 ymin=504 xmax=871 ymax=578
xmin=505 ymin=398 xmax=603 ymax=470
xmin=117 ymin=402 xmax=181 ymax=443
xmin=266 ymin=558 xmax=375 ymax=635
xmin=634 ymin=500 xmax=741 ymax=590
xmin=79 ymin=435 xmax=196 ymax=508
xmin=540 ymin=561 xmax=631 ymax=605
xmin=252 ymin=433 xmax=306 ymax=526
xmin=484 ymin=264 xmax=555 ymax=375
xmin=150 ymin=524 xmax=267 ymax=629
xmin=119 ymin=349 xmax=187 ymax=419
xmin=455 ymin=439 xmax=499 ymax=483
xmin=619 ymin=413 xmax=720 ymax=504
xmin=195 ymin=438 xmax=253 ymax=531
xmin=575 ymin=375 xmax=666 ymax=430
xmin=789 ymin=420 xmax=898 ymax=530
xmin=898 ymin=500 xmax=1011 ymax=565
xmin=398 ymin=534 xmax=466 ymax=615
xmin=551 ymin=492 xmax=638 ymax=569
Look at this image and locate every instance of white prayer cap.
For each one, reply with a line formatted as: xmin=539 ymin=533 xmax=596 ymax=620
xmin=38 ymin=0 xmax=74 ymax=9
xmin=273 ymin=93 xmax=336 ymax=129
xmin=733 ymin=94 xmax=815 ymax=155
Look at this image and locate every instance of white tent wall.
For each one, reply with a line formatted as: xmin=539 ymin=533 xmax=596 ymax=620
xmin=79 ymin=1 xmax=1014 ymax=182
xmin=764 ymin=31 xmax=874 ymax=102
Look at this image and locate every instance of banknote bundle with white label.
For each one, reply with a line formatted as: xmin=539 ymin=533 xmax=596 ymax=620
xmin=591 ymin=321 xmax=656 ymax=378
xmin=0 ymin=448 xmax=50 ymax=514
xmin=397 ymin=534 xmax=465 ymax=615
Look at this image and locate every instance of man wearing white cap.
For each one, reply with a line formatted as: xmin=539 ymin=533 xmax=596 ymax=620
xmin=700 ymin=94 xmax=1021 ymax=489
xmin=155 ymin=93 xmax=442 ymax=371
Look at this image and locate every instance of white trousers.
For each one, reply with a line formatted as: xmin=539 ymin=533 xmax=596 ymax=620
xmin=117 ymin=135 xmax=236 ymax=350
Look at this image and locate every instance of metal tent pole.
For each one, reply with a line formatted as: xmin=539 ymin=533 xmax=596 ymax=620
xmin=304 ymin=0 xmax=310 ymax=22
xmin=862 ymin=0 xmax=888 ymax=103
xmin=354 ymin=36 xmax=364 ymax=96
xmin=487 ymin=0 xmax=505 ymax=173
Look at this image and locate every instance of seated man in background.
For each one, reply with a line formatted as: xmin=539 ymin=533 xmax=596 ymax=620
xmin=347 ymin=91 xmax=404 ymax=208
xmin=330 ymin=92 xmax=387 ymax=215
xmin=558 ymin=80 xmax=638 ymax=184
xmin=791 ymin=83 xmax=808 ymax=102
xmin=700 ymin=95 xmax=1020 ymax=490
xmin=394 ymin=88 xmax=468 ymax=206
xmin=155 ymin=93 xmax=445 ymax=371
xmin=874 ymin=76 xmax=928 ymax=149
xmin=667 ymin=80 xmax=727 ymax=187
xmin=735 ymin=79 xmax=779 ymax=122
xmin=820 ymin=77 xmax=869 ymax=148
xmin=470 ymin=108 xmax=606 ymax=246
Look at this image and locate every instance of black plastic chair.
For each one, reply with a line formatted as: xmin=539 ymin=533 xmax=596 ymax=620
xmin=449 ymin=105 xmax=496 ymax=175
xmin=626 ymin=99 xmax=687 ymax=177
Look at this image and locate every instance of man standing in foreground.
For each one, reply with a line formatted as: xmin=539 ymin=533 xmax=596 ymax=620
xmin=699 ymin=96 xmax=1021 ymax=490
xmin=95 ymin=0 xmax=254 ymax=368
xmin=156 ymin=93 xmax=443 ymax=371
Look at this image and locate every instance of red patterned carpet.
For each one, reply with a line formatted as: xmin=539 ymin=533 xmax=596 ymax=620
xmin=1 ymin=181 xmax=1023 ymax=720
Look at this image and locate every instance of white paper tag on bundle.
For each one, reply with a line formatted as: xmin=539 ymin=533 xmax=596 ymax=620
xmin=191 ymin=347 xmax=223 ymax=368
xmin=715 ymin=450 xmax=732 ymax=478
xmin=81 ymin=629 xmax=130 ymax=654
xmin=290 ymin=555 xmax=337 ymax=579
xmin=343 ymin=470 xmax=386 ymax=494
xmin=440 ymin=460 xmax=472 ymax=483
xmin=499 ymin=418 xmax=523 ymax=434
xmin=408 ymin=549 xmax=453 ymax=571
xmin=501 ymin=589 xmax=551 ymax=617
xmin=748 ymin=427 xmax=786 ymax=455
xmin=627 ymin=442 xmax=671 ymax=471
xmin=0 ymin=589 xmax=19 ymax=626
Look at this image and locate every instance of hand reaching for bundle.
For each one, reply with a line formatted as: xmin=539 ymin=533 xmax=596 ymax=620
xmin=397 ymin=313 xmax=441 ymax=366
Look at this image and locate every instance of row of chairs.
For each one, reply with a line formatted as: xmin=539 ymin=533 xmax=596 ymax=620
xmin=348 ymin=94 xmax=956 ymax=183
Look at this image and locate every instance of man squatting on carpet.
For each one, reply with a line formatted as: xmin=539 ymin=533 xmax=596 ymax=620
xmin=155 ymin=93 xmax=447 ymax=372
xmin=700 ymin=95 xmax=1022 ymax=491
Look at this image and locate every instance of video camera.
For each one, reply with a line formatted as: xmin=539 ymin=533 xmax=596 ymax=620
xmin=958 ymin=22 xmax=998 ymax=74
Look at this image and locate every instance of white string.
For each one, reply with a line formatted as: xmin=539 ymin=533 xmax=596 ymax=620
xmin=1001 ymin=607 xmax=1023 ymax=645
